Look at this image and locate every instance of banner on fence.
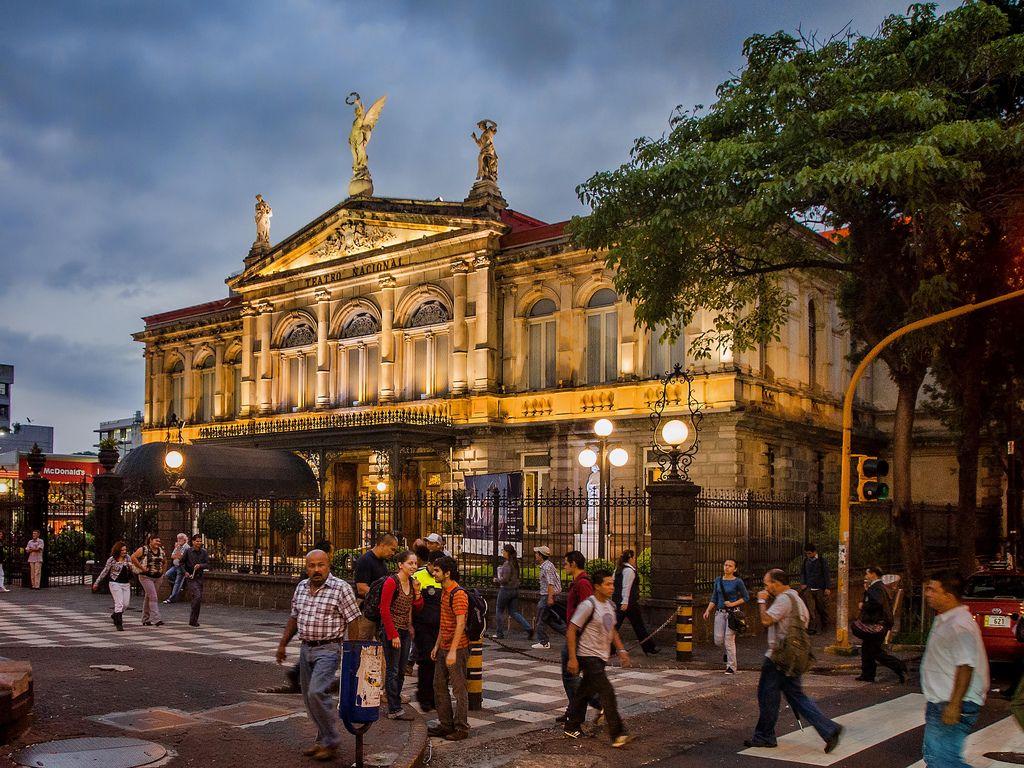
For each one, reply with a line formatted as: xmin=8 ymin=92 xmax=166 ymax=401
xmin=462 ymin=472 xmax=524 ymax=556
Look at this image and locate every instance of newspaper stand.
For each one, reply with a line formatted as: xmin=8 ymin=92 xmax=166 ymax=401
xmin=338 ymin=639 xmax=383 ymax=768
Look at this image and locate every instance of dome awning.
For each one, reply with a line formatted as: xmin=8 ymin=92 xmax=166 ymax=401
xmin=115 ymin=442 xmax=318 ymax=500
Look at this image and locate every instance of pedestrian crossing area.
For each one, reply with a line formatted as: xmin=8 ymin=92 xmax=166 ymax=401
xmin=739 ymin=693 xmax=1024 ymax=767
xmin=0 ymin=601 xmax=283 ymax=664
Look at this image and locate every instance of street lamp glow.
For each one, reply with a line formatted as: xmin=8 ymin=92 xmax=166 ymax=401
xmin=608 ymin=447 xmax=629 ymax=467
xmin=375 ymin=480 xmax=387 ymax=493
xmin=662 ymin=419 xmax=689 ymax=447
xmin=0 ymin=481 xmax=8 ymax=494
xmin=164 ymin=449 xmax=184 ymax=470
xmin=594 ymin=418 xmax=613 ymax=438
xmin=578 ymin=448 xmax=598 ymax=468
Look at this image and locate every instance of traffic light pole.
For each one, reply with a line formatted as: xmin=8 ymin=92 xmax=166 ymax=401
xmin=830 ymin=286 xmax=1024 ymax=654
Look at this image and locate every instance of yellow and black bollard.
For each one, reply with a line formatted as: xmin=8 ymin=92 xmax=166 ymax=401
xmin=676 ymin=594 xmax=693 ymax=662
xmin=467 ymin=639 xmax=483 ymax=710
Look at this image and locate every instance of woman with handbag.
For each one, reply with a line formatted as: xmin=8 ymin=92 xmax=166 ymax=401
xmin=854 ymin=566 xmax=906 ymax=683
xmin=92 ymin=540 xmax=133 ymax=631
xmin=703 ymin=558 xmax=750 ymax=674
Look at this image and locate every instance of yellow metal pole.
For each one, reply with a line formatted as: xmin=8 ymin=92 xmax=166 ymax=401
xmin=829 ymin=287 xmax=1024 ymax=653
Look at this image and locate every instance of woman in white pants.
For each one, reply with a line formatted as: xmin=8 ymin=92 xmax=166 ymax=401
xmin=702 ymin=558 xmax=750 ymax=674
xmin=93 ymin=541 xmax=133 ymax=631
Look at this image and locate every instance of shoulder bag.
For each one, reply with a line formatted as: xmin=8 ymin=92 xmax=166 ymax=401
xmin=771 ymin=592 xmax=814 ymax=677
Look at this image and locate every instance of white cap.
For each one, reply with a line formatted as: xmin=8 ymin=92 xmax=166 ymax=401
xmin=426 ymin=533 xmax=444 ymax=544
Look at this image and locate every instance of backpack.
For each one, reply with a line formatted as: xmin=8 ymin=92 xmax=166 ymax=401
xmin=770 ymin=592 xmax=814 ymax=677
xmin=361 ymin=574 xmax=397 ymax=624
xmin=449 ymin=587 xmax=488 ymax=641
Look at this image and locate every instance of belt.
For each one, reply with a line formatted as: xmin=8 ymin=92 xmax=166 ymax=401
xmin=301 ymin=637 xmax=341 ymax=647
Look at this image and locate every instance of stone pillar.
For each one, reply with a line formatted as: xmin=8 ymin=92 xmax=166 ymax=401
xmin=23 ymin=446 xmax=49 ymax=588
xmin=240 ymin=304 xmax=257 ymax=417
xmin=315 ymin=289 xmax=332 ymax=408
xmin=472 ymin=255 xmax=495 ymax=392
xmin=451 ymin=260 xmax=470 ymax=394
xmin=500 ymin=284 xmax=518 ymax=387
xmin=92 ymin=472 xmax=124 ymax=572
xmin=379 ymin=275 xmax=396 ymax=402
xmin=182 ymin=346 xmax=195 ymax=423
xmin=156 ymin=484 xmax=192 ymax=552
xmin=257 ymin=302 xmax=274 ymax=414
xmin=557 ymin=271 xmax=575 ymax=385
xmin=213 ymin=339 xmax=226 ymax=420
xmin=646 ymin=479 xmax=701 ymax=602
xmin=151 ymin=349 xmax=165 ymax=426
xmin=143 ymin=350 xmax=153 ymax=426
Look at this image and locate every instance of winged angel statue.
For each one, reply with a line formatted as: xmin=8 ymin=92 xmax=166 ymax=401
xmin=346 ymin=92 xmax=387 ymax=197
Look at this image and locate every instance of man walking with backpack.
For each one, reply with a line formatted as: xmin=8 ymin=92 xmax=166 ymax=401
xmin=557 ymin=550 xmax=602 ymax=725
xmin=429 ymin=555 xmax=470 ymax=741
xmin=745 ymin=568 xmax=842 ymax=753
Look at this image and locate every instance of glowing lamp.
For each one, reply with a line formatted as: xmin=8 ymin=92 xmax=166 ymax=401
xmin=594 ymin=418 xmax=613 ymax=438
xmin=662 ymin=419 xmax=689 ymax=447
xmin=164 ymin=449 xmax=184 ymax=470
xmin=376 ymin=480 xmax=387 ymax=493
xmin=0 ymin=481 xmax=8 ymax=494
xmin=578 ymin=448 xmax=598 ymax=468
xmin=608 ymin=447 xmax=629 ymax=467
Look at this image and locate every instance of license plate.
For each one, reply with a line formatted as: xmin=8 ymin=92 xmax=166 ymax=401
xmin=984 ymin=615 xmax=1011 ymax=629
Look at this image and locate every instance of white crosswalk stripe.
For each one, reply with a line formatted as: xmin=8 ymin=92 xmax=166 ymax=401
xmin=904 ymin=716 xmax=1024 ymax=768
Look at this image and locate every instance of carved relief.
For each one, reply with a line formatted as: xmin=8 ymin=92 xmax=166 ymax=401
xmin=341 ymin=312 xmax=381 ymax=339
xmin=282 ymin=323 xmax=316 ymax=348
xmin=407 ymin=300 xmax=451 ymax=329
xmin=311 ymin=220 xmax=397 ymax=261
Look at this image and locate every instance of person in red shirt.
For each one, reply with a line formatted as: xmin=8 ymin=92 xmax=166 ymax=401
xmin=429 ymin=556 xmax=470 ymax=741
xmin=379 ymin=550 xmax=423 ymax=719
xmin=557 ymin=550 xmax=602 ymax=724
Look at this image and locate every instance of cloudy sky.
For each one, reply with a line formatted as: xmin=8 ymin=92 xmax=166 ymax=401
xmin=1 ymin=0 xmax=957 ymax=453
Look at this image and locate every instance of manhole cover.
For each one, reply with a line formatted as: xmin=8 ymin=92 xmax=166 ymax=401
xmin=93 ymin=708 xmax=198 ymax=732
xmin=196 ymin=701 xmax=301 ymax=726
xmin=15 ymin=737 xmax=166 ymax=768
xmin=983 ymin=753 xmax=1024 ymax=765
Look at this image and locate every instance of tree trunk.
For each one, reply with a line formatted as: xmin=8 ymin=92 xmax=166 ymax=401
xmin=956 ymin=338 xmax=985 ymax=576
xmin=893 ymin=372 xmax=925 ymax=584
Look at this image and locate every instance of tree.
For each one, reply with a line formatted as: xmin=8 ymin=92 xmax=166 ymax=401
xmin=198 ymin=507 xmax=239 ymax=559
xmin=571 ymin=1 xmax=1024 ymax=582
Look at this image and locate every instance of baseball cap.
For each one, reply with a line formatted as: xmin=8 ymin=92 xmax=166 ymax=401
xmin=533 ymin=545 xmax=551 ymax=557
xmin=426 ymin=533 xmax=444 ymax=544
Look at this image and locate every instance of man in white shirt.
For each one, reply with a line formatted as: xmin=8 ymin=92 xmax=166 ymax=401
xmin=920 ymin=570 xmax=989 ymax=767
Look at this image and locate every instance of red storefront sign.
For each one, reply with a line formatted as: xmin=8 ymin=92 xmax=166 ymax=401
xmin=18 ymin=457 xmax=99 ymax=484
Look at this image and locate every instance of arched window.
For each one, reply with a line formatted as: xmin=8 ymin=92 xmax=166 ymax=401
xmin=169 ymin=359 xmax=185 ymax=423
xmin=405 ymin=299 xmax=450 ymax=399
xmin=283 ymin=323 xmax=316 ymax=348
xmin=647 ymin=323 xmax=687 ymax=378
xmin=279 ymin=321 xmax=316 ymax=411
xmin=197 ymin=356 xmax=215 ymax=423
xmin=528 ymin=298 xmax=557 ymax=390
xmin=808 ymin=299 xmax=818 ymax=387
xmin=585 ymin=288 xmax=618 ymax=384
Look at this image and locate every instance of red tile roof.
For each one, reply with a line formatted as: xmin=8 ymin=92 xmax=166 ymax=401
xmin=499 ymin=208 xmax=548 ymax=233
xmin=143 ymin=296 xmax=242 ymax=327
xmin=500 ymin=220 xmax=568 ymax=249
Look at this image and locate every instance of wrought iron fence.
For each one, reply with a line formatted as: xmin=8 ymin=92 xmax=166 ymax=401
xmin=197 ymin=405 xmax=453 ymax=440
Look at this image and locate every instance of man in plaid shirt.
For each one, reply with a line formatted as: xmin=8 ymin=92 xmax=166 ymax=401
xmin=277 ymin=549 xmax=360 ymax=762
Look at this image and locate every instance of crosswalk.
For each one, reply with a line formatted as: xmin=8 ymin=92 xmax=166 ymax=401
xmin=740 ymin=693 xmax=1023 ymax=768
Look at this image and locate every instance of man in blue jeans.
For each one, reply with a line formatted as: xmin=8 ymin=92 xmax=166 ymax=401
xmin=531 ymin=546 xmax=565 ymax=650
xmin=745 ymin=568 xmax=842 ymax=754
xmin=920 ymin=570 xmax=989 ymax=767
xmin=276 ymin=549 xmax=360 ymax=762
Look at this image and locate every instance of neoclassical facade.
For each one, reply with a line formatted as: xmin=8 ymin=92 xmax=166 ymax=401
xmin=135 ymin=185 xmax=874 ymax=506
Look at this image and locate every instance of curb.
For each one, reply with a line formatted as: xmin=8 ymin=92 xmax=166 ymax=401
xmin=394 ymin=710 xmax=428 ymax=768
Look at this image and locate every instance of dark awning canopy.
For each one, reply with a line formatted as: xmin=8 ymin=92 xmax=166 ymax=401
xmin=115 ymin=442 xmax=318 ymax=500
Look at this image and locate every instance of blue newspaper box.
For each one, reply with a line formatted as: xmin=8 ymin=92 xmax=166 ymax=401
xmin=339 ymin=639 xmax=383 ymax=734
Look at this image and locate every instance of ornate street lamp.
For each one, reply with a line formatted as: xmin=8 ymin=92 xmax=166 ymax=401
xmin=649 ymin=363 xmax=703 ymax=482
xmin=578 ymin=419 xmax=628 ymax=559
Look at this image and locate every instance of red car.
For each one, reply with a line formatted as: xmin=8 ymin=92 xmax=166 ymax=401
xmin=962 ymin=569 xmax=1024 ymax=663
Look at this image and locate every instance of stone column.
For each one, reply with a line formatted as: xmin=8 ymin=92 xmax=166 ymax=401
xmin=240 ymin=304 xmax=257 ymax=417
xmin=92 ymin=471 xmax=124 ymax=573
xmin=378 ymin=275 xmax=396 ymax=402
xmin=500 ymin=284 xmax=517 ymax=387
xmin=557 ymin=271 xmax=575 ymax=385
xmin=451 ymin=260 xmax=470 ymax=394
xmin=472 ymin=255 xmax=495 ymax=392
xmin=143 ymin=350 xmax=153 ymax=426
xmin=151 ymin=349 xmax=165 ymax=426
xmin=182 ymin=346 xmax=195 ymax=423
xmin=213 ymin=339 xmax=226 ymax=420
xmin=646 ymin=479 xmax=701 ymax=602
xmin=315 ymin=289 xmax=331 ymax=408
xmin=257 ymin=302 xmax=274 ymax=414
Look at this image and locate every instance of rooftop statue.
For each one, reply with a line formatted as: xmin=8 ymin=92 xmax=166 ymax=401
xmin=346 ymin=92 xmax=387 ymax=197
xmin=472 ymin=119 xmax=498 ymax=182
xmin=254 ymin=194 xmax=272 ymax=246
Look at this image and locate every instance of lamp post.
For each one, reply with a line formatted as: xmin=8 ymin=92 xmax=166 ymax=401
xmin=578 ymin=418 xmax=628 ymax=560
xmin=649 ymin=364 xmax=703 ymax=483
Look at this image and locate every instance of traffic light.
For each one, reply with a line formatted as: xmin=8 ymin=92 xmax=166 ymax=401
xmin=855 ymin=455 xmax=890 ymax=502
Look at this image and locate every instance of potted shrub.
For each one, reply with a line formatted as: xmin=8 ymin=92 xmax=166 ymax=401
xmin=198 ymin=507 xmax=239 ymax=561
xmin=97 ymin=437 xmax=120 ymax=473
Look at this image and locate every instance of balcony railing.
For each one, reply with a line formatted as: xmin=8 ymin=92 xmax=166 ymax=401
xmin=197 ymin=405 xmax=453 ymax=440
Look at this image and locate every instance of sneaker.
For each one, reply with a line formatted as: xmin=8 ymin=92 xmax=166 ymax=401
xmin=563 ymin=728 xmax=583 ymax=739
xmin=161 ymin=599 xmax=172 ymax=604
xmin=444 ymin=730 xmax=469 ymax=741
xmin=427 ymin=726 xmax=452 ymax=738
xmin=301 ymin=744 xmax=322 ymax=757
xmin=386 ymin=709 xmax=414 ymax=721
xmin=593 ymin=709 xmax=604 ymax=726
xmin=824 ymin=725 xmax=843 ymax=754
xmin=612 ymin=734 xmax=634 ymax=748
xmin=1 ymin=587 xmax=11 ymax=592
xmin=531 ymin=642 xmax=551 ymax=650
xmin=725 ymin=667 xmax=736 ymax=675
xmin=154 ymin=621 xmax=163 ymax=627
xmin=142 ymin=621 xmax=152 ymax=626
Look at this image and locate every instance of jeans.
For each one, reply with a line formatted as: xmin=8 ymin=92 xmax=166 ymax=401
xmin=923 ymin=700 xmax=981 ymax=767
xmin=139 ymin=575 xmax=162 ymax=623
xmin=753 ymin=656 xmax=839 ymax=745
xmin=535 ymin=596 xmax=565 ymax=644
xmin=0 ymin=563 xmax=5 ymax=589
xmin=714 ymin=610 xmax=737 ymax=670
xmin=381 ymin=628 xmax=411 ymax=713
xmin=109 ymin=581 xmax=131 ymax=613
xmin=165 ymin=565 xmax=187 ymax=602
xmin=496 ymin=587 xmax=532 ymax=638
xmin=299 ymin=642 xmax=342 ymax=748
xmin=561 ymin=644 xmax=601 ymax=717
xmin=434 ymin=646 xmax=469 ymax=733
xmin=566 ymin=656 xmax=625 ymax=739
xmin=187 ymin=579 xmax=204 ymax=625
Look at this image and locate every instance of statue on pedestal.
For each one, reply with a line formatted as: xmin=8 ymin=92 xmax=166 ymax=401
xmin=254 ymin=194 xmax=272 ymax=246
xmin=472 ymin=119 xmax=498 ymax=182
xmin=346 ymin=92 xmax=388 ymax=198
